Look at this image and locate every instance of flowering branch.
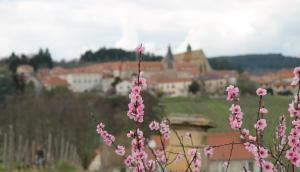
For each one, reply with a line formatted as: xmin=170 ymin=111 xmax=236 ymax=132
xmin=93 ymin=44 xmax=300 ymax=172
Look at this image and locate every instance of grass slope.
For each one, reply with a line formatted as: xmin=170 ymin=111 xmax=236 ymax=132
xmin=161 ymin=96 xmax=292 ymax=144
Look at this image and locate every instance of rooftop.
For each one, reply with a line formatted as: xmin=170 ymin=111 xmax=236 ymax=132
xmin=208 ymin=132 xmax=253 ymax=161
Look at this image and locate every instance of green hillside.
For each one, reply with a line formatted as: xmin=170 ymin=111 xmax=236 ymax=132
xmin=161 ymin=96 xmax=292 ymax=144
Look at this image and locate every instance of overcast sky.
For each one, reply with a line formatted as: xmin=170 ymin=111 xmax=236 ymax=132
xmin=0 ymin=0 xmax=300 ymax=60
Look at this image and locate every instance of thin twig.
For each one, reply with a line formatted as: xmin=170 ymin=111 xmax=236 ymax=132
xmin=148 ymin=146 xmax=165 ymax=172
xmin=172 ymin=129 xmax=192 ymax=172
xmin=225 ymin=142 xmax=234 ymax=172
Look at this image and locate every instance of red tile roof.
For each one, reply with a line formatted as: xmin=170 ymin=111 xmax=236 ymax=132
xmin=201 ymin=70 xmax=238 ymax=78
xmin=208 ymin=132 xmax=253 ymax=161
xmin=42 ymin=77 xmax=69 ymax=88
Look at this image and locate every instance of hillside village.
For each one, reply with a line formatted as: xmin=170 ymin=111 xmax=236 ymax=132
xmin=14 ymin=45 xmax=236 ymax=97
xmin=14 ymin=45 xmax=297 ymax=97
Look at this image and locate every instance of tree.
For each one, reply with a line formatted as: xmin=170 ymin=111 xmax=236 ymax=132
xmin=0 ymin=67 xmax=14 ymax=101
xmin=188 ymin=81 xmax=200 ymax=94
xmin=111 ymin=77 xmax=122 ymax=88
xmin=79 ymin=47 xmax=162 ymax=63
xmin=30 ymin=48 xmax=54 ymax=70
xmin=8 ymin=52 xmax=21 ymax=73
xmin=236 ymin=74 xmax=258 ymax=95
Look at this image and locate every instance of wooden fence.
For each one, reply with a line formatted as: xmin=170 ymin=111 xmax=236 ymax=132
xmin=0 ymin=125 xmax=81 ymax=171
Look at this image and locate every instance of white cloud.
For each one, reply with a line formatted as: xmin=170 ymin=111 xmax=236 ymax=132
xmin=0 ymin=0 xmax=299 ymax=60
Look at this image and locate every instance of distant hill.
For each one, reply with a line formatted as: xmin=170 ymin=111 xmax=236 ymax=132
xmin=209 ymin=54 xmax=300 ymax=74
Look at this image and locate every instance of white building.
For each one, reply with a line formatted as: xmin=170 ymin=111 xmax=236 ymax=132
xmin=101 ymin=77 xmax=115 ymax=92
xmin=156 ymin=78 xmax=192 ymax=97
xmin=63 ymin=73 xmax=102 ymax=92
xmin=198 ymin=70 xmax=238 ymax=95
xmin=116 ymin=80 xmax=132 ymax=95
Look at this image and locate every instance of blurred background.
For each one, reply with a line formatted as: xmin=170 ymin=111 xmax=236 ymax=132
xmin=0 ymin=0 xmax=299 ymax=172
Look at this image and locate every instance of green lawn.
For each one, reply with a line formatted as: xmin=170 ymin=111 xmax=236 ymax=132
xmin=161 ymin=95 xmax=293 ymax=145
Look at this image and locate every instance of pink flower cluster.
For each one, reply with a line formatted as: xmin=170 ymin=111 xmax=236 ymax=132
xmin=276 ymin=115 xmax=286 ymax=149
xmin=291 ymin=66 xmax=300 ymax=85
xmin=226 ymin=85 xmax=239 ymax=101
xmin=154 ymin=149 xmax=166 ymax=163
xmin=286 ymin=120 xmax=300 ymax=167
xmin=127 ymin=73 xmax=147 ymax=123
xmin=160 ymin=120 xmax=171 ymax=140
xmin=226 ymin=86 xmax=243 ymax=130
xmin=203 ymin=146 xmax=214 ymax=157
xmin=125 ymin=128 xmax=156 ymax=172
xmin=188 ymin=148 xmax=201 ymax=172
xmin=149 ymin=121 xmax=160 ymax=131
xmin=149 ymin=120 xmax=170 ymax=140
xmin=136 ymin=44 xmax=145 ymax=54
xmin=116 ymin=145 xmax=126 ymax=156
xmin=96 ymin=123 xmax=115 ymax=146
xmin=288 ymin=94 xmax=300 ymax=118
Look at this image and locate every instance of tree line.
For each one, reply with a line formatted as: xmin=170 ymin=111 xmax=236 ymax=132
xmin=80 ymin=47 xmax=162 ymax=63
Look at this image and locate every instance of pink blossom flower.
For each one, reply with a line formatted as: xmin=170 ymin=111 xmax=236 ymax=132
xmin=256 ymin=88 xmax=267 ymax=96
xmin=248 ymin=135 xmax=257 ymax=142
xmin=147 ymin=160 xmax=156 ymax=171
xmin=191 ymin=158 xmax=201 ymax=172
xmin=175 ymin=154 xmax=183 ymax=162
xmin=229 ymin=104 xmax=241 ymax=114
xmin=241 ymin=128 xmax=250 ymax=138
xmin=185 ymin=132 xmax=192 ymax=138
xmin=255 ymin=119 xmax=267 ymax=131
xmin=135 ymin=44 xmax=145 ymax=54
xmin=188 ymin=148 xmax=197 ymax=157
xmin=286 ymin=149 xmax=296 ymax=160
xmin=124 ymin=155 xmax=133 ymax=167
xmin=262 ymin=161 xmax=274 ymax=172
xmin=115 ymin=145 xmax=125 ymax=156
xmin=244 ymin=142 xmax=257 ymax=153
xmin=149 ymin=121 xmax=160 ymax=131
xmin=204 ymin=146 xmax=214 ymax=157
xmin=258 ymin=147 xmax=268 ymax=158
xmin=259 ymin=107 xmax=268 ymax=114
xmin=293 ymin=66 xmax=300 ymax=76
xmin=291 ymin=76 xmax=299 ymax=86
xmin=127 ymin=130 xmax=135 ymax=138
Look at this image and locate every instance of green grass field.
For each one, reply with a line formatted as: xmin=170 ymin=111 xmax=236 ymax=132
xmin=161 ymin=95 xmax=293 ymax=145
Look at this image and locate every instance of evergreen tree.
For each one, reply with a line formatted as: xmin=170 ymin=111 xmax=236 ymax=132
xmin=188 ymin=81 xmax=200 ymax=94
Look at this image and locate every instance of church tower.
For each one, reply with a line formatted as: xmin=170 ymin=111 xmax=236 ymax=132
xmin=165 ymin=45 xmax=174 ymax=69
xmin=187 ymin=44 xmax=192 ymax=52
